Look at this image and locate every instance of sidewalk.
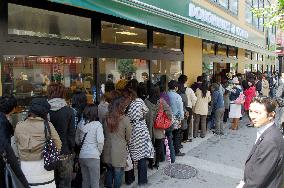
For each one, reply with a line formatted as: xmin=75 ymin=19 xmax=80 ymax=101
xmin=123 ymin=117 xmax=256 ymax=188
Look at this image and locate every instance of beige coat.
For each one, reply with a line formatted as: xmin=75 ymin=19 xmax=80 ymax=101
xmin=15 ymin=117 xmax=62 ymax=161
xmin=144 ymin=99 xmax=172 ymax=139
xmin=103 ymin=115 xmax=132 ymax=168
xmin=193 ymin=89 xmax=211 ymax=116
xmin=262 ymin=79 xmax=269 ymax=97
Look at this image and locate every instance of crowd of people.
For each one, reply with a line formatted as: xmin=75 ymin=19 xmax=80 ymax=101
xmin=0 ymin=70 xmax=284 ymax=188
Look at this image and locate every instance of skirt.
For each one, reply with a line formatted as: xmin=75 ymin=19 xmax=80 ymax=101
xmin=229 ymin=103 xmax=242 ymax=119
xmin=21 ymin=159 xmax=55 ymax=188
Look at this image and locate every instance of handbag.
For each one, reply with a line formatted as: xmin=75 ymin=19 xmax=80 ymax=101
xmin=2 ymin=152 xmax=25 ymax=188
xmin=276 ymin=97 xmax=284 ymax=107
xmin=43 ymin=120 xmax=60 ymax=171
xmin=234 ymin=93 xmax=245 ymax=105
xmin=154 ymin=100 xmax=172 ymax=129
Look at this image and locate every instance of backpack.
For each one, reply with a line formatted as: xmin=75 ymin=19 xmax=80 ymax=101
xmin=154 ymin=100 xmax=171 ymax=129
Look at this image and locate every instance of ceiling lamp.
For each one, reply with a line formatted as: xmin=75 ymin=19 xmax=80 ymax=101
xmin=116 ymin=31 xmax=138 ymax=36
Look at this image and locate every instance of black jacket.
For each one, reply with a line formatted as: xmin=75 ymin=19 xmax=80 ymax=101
xmin=0 ymin=113 xmax=29 ymax=188
xmin=49 ymin=106 xmax=76 ymax=155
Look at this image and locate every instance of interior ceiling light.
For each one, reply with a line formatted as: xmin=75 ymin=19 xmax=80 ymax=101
xmin=130 ymin=27 xmax=135 ymax=29
xmin=116 ymin=31 xmax=138 ymax=36
xmin=122 ymin=41 xmax=145 ymax=46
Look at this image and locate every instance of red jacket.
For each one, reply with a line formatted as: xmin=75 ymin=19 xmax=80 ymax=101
xmin=244 ymin=86 xmax=256 ymax=111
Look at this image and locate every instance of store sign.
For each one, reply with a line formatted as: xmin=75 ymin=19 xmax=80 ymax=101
xmin=188 ymin=3 xmax=249 ymax=39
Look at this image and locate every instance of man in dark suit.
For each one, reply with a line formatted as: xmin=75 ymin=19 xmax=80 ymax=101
xmin=237 ymin=97 xmax=284 ymax=188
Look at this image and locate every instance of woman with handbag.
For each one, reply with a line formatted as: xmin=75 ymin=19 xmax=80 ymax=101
xmin=15 ymin=98 xmax=62 ymax=188
xmin=0 ymin=96 xmax=29 ymax=188
xmin=103 ymin=96 xmax=132 ymax=188
xmin=145 ymin=85 xmax=172 ymax=169
xmin=228 ymin=77 xmax=243 ymax=130
xmin=75 ymin=104 xmax=104 ymax=188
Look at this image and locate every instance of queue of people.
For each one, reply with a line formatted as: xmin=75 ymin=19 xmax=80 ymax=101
xmin=0 ymin=70 xmax=284 ymax=188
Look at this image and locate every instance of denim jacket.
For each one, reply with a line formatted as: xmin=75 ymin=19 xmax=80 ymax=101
xmin=212 ymin=90 xmax=224 ymax=111
xmin=167 ymin=90 xmax=184 ymax=120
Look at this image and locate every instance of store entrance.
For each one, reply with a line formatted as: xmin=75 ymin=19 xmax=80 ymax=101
xmin=213 ymin=63 xmax=230 ymax=75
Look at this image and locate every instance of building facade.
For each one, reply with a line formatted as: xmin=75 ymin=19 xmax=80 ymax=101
xmin=0 ymin=0 xmax=276 ymax=107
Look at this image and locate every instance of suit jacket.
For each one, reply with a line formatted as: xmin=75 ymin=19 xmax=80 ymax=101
xmin=243 ymin=124 xmax=284 ymax=188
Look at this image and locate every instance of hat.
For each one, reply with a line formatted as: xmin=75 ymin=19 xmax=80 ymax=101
xmin=232 ymin=77 xmax=239 ymax=84
xmin=29 ymin=98 xmax=51 ymax=119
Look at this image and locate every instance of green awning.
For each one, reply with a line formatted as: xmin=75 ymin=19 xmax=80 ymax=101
xmin=49 ymin=0 xmax=274 ymax=56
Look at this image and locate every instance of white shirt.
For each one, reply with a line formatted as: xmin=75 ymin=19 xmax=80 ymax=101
xmin=255 ymin=121 xmax=274 ymax=144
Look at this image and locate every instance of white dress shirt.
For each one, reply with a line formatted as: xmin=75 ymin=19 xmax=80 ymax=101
xmin=255 ymin=121 xmax=274 ymax=144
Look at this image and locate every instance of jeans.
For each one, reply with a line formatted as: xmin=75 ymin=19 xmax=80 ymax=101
xmin=79 ymin=158 xmax=100 ymax=188
xmin=165 ymin=131 xmax=175 ymax=163
xmin=105 ymin=164 xmax=124 ymax=188
xmin=55 ymin=155 xmax=73 ymax=188
xmin=138 ymin=158 xmax=147 ymax=185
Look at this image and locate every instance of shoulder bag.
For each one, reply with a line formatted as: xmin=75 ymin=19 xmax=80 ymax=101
xmin=43 ymin=120 xmax=60 ymax=171
xmin=2 ymin=152 xmax=25 ymax=188
xmin=154 ymin=100 xmax=172 ymax=129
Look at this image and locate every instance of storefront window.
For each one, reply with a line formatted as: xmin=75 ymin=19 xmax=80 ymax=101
xmin=99 ymin=58 xmax=148 ymax=92
xmin=1 ymin=56 xmax=94 ymax=106
xmin=244 ymin=64 xmax=252 ymax=72
xmin=217 ymin=45 xmax=227 ymax=56
xmin=229 ymin=0 xmax=238 ymax=14
xmin=218 ymin=0 xmax=229 ymax=8
xmin=245 ymin=1 xmax=253 ymax=24
xmin=202 ymin=42 xmax=216 ymax=55
xmin=101 ymin=21 xmax=147 ymax=47
xmin=228 ymin=47 xmax=237 ymax=58
xmin=8 ymin=4 xmax=91 ymax=41
xmin=151 ymin=60 xmax=182 ymax=84
xmin=252 ymin=64 xmax=257 ymax=72
xmin=252 ymin=52 xmax=258 ymax=61
xmin=153 ymin=32 xmax=181 ymax=51
xmin=245 ymin=50 xmax=252 ymax=59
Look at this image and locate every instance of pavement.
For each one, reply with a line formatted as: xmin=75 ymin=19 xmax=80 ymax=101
xmin=122 ymin=116 xmax=256 ymax=188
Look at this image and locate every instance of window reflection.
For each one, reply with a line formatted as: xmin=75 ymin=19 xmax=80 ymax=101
xmin=203 ymin=42 xmax=216 ymax=55
xmin=101 ymin=21 xmax=147 ymax=47
xmin=228 ymin=47 xmax=237 ymax=58
xmin=153 ymin=32 xmax=181 ymax=51
xmin=99 ymin=58 xmax=149 ymax=93
xmin=217 ymin=45 xmax=227 ymax=56
xmin=1 ymin=56 xmax=94 ymax=106
xmin=8 ymin=4 xmax=91 ymax=41
xmin=151 ymin=60 xmax=182 ymax=84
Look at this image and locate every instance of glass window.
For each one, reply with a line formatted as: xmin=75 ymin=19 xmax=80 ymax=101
xmin=202 ymin=42 xmax=216 ymax=55
xmin=259 ymin=18 xmax=264 ymax=32
xmin=101 ymin=21 xmax=147 ymax=47
xmin=8 ymin=4 xmax=91 ymax=41
xmin=228 ymin=47 xmax=237 ymax=58
xmin=151 ymin=60 xmax=182 ymax=84
xmin=1 ymin=56 xmax=94 ymax=106
xmin=99 ymin=58 xmax=148 ymax=92
xmin=245 ymin=50 xmax=252 ymax=59
xmin=245 ymin=1 xmax=253 ymax=24
xmin=218 ymin=0 xmax=229 ymax=8
xmin=252 ymin=52 xmax=258 ymax=60
xmin=229 ymin=0 xmax=238 ymax=14
xmin=153 ymin=32 xmax=181 ymax=51
xmin=252 ymin=64 xmax=257 ymax=72
xmin=217 ymin=45 xmax=227 ymax=56
xmin=245 ymin=64 xmax=252 ymax=72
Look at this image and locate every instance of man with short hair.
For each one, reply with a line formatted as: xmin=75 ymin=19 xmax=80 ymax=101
xmin=237 ymin=97 xmax=284 ymax=188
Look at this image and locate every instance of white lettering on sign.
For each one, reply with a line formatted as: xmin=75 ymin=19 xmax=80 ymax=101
xmin=188 ymin=3 xmax=249 ymax=39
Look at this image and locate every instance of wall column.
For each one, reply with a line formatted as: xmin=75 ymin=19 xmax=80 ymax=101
xmin=237 ymin=48 xmax=245 ymax=74
xmin=184 ymin=35 xmax=202 ymax=86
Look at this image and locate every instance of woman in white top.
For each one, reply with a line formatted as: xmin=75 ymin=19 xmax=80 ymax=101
xmin=75 ymin=104 xmax=104 ymax=188
xmin=193 ymin=81 xmax=211 ymax=138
